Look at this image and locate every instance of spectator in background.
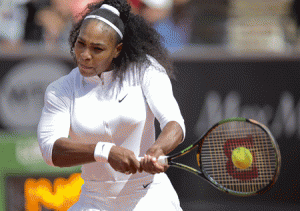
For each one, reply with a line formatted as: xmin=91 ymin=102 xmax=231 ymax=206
xmin=132 ymin=0 xmax=196 ymax=53
xmin=35 ymin=0 xmax=73 ymax=49
xmin=139 ymin=0 xmax=173 ymax=24
xmin=34 ymin=0 xmax=101 ymax=49
xmin=24 ymin=0 xmax=48 ymax=43
xmin=0 ymin=0 xmax=29 ymax=50
xmin=169 ymin=0 xmax=195 ymax=45
xmin=292 ymin=0 xmax=300 ymax=42
xmin=70 ymin=0 xmax=102 ymax=22
xmin=128 ymin=0 xmax=141 ymax=14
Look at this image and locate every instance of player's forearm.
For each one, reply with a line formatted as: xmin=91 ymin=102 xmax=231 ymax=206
xmin=147 ymin=121 xmax=183 ymax=157
xmin=52 ymin=138 xmax=97 ymax=167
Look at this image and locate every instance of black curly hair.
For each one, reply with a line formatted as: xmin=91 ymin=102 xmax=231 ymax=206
xmin=69 ymin=0 xmax=175 ymax=82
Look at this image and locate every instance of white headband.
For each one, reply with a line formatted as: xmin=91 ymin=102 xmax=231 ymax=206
xmin=100 ymin=4 xmax=120 ymax=16
xmin=84 ymin=4 xmax=123 ymax=39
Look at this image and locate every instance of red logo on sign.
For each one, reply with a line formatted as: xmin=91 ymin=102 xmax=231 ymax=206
xmin=224 ymin=135 xmax=258 ymax=180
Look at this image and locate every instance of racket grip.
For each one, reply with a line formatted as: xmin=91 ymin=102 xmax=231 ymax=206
xmin=137 ymin=156 xmax=169 ymax=165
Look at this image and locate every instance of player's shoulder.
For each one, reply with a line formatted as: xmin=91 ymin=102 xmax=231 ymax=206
xmin=145 ymin=55 xmax=167 ymax=74
xmin=146 ymin=55 xmax=162 ymax=67
xmin=141 ymin=55 xmax=167 ymax=79
xmin=46 ymin=68 xmax=79 ymax=95
xmin=124 ymin=56 xmax=168 ymax=86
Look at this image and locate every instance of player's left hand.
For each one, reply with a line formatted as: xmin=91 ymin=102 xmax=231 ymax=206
xmin=140 ymin=147 xmax=168 ymax=174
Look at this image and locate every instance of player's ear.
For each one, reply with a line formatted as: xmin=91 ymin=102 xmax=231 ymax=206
xmin=114 ymin=42 xmax=123 ymax=58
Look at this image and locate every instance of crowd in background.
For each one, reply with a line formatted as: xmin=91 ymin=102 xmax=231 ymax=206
xmin=0 ymin=0 xmax=202 ymax=51
xmin=0 ymin=0 xmax=100 ymax=50
xmin=0 ymin=0 xmax=300 ymax=53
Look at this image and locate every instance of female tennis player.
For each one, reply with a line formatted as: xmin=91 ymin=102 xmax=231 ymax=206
xmin=37 ymin=0 xmax=185 ymax=210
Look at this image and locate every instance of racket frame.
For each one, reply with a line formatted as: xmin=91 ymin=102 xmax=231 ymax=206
xmin=163 ymin=117 xmax=281 ymax=197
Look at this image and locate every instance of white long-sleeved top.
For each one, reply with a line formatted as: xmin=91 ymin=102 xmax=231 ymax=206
xmin=37 ymin=56 xmax=185 ymax=199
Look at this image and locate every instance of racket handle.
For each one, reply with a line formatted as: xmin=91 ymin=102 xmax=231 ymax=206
xmin=137 ymin=156 xmax=169 ymax=165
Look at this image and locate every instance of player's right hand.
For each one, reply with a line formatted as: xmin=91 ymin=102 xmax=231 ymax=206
xmin=108 ymin=146 xmax=142 ymax=174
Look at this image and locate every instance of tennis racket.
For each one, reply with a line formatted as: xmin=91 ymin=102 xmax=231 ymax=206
xmin=153 ymin=117 xmax=281 ymax=197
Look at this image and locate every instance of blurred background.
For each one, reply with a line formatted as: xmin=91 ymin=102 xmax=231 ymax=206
xmin=1 ymin=0 xmax=300 ymax=210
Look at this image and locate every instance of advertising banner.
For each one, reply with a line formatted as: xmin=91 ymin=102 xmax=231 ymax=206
xmin=169 ymin=59 xmax=300 ymax=209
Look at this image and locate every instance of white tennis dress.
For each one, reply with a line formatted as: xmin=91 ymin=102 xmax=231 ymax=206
xmin=38 ymin=56 xmax=185 ymax=211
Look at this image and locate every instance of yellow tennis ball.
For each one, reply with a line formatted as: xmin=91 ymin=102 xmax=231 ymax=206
xmin=232 ymin=147 xmax=253 ymax=169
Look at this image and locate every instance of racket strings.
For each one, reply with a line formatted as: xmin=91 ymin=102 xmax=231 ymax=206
xmin=200 ymin=121 xmax=278 ymax=193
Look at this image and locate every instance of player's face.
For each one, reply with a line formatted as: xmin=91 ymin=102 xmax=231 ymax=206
xmin=74 ymin=19 xmax=123 ymax=77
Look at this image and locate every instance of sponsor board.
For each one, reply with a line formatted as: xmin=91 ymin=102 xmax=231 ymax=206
xmin=0 ymin=59 xmax=69 ymax=130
